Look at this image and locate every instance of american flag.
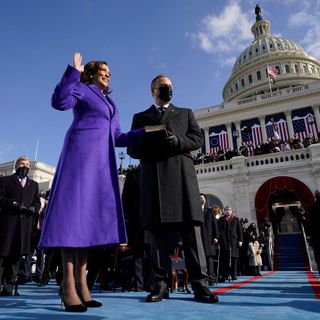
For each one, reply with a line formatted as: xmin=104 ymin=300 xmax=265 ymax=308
xmin=292 ymin=115 xmax=317 ymax=141
xmin=209 ymin=125 xmax=229 ymax=153
xmin=267 ymin=65 xmax=279 ymax=80
xmin=241 ymin=118 xmax=263 ymax=147
xmin=266 ymin=119 xmax=289 ymax=141
xmin=292 ymin=108 xmax=318 ymax=141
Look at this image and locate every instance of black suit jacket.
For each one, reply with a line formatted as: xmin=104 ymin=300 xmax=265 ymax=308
xmin=0 ymin=174 xmax=40 ymax=256
xmin=201 ymin=206 xmax=219 ymax=256
xmin=127 ymin=104 xmax=203 ymax=228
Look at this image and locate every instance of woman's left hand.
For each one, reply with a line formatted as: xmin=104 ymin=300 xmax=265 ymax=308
xmin=73 ymin=52 xmax=84 ymax=73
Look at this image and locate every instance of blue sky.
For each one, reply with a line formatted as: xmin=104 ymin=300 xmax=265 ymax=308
xmin=1 ymin=0 xmax=320 ymax=168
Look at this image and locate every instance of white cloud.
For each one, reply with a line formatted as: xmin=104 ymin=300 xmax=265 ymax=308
xmin=288 ymin=12 xmax=315 ymax=28
xmin=288 ymin=6 xmax=320 ymax=59
xmin=221 ymin=56 xmax=237 ymax=67
xmin=188 ymin=1 xmax=253 ymax=55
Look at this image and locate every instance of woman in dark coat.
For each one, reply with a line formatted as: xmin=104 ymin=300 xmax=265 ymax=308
xmin=39 ymin=53 xmax=144 ymax=312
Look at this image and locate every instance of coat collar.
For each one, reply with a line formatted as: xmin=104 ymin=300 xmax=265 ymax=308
xmin=11 ymin=174 xmax=30 ymax=189
xmin=144 ymin=104 xmax=176 ymax=123
xmin=87 ymin=84 xmax=115 ymax=117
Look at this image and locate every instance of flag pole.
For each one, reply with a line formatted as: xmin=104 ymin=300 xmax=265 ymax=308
xmin=266 ymin=64 xmax=272 ymax=94
xmin=34 ymin=139 xmax=40 ymax=161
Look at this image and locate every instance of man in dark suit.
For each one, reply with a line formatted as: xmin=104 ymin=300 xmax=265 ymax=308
xmin=127 ymin=74 xmax=219 ymax=303
xmin=218 ymin=206 xmax=243 ymax=282
xmin=0 ymin=156 xmax=40 ymax=295
xmin=200 ymin=194 xmax=219 ymax=285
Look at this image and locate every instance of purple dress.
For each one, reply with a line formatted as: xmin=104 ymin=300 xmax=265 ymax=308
xmin=39 ymin=65 xmax=143 ymax=248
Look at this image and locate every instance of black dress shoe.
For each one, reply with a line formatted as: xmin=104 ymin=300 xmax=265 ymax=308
xmin=145 ymin=287 xmax=169 ymax=302
xmin=82 ymin=299 xmax=102 ymax=308
xmin=194 ymin=286 xmax=219 ymax=303
xmin=58 ymin=287 xmax=87 ymax=313
xmin=75 ymin=287 xmax=102 ymax=308
xmin=0 ymin=289 xmax=13 ymax=296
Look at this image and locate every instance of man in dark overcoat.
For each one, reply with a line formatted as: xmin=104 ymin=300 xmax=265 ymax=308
xmin=127 ymin=74 xmax=218 ymax=303
xmin=309 ymin=190 xmax=320 ymax=273
xmin=0 ymin=156 xmax=40 ymax=295
xmin=218 ymin=206 xmax=243 ymax=281
xmin=200 ymin=194 xmax=219 ymax=284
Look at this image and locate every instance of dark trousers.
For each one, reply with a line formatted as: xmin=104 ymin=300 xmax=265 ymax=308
xmin=206 ymin=256 xmax=216 ymax=283
xmin=0 ymin=256 xmax=20 ymax=293
xmin=147 ymin=223 xmax=208 ymax=291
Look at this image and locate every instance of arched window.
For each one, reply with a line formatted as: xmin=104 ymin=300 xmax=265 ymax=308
xmin=241 ymin=79 xmax=245 ymax=87
xmin=303 ymin=65 xmax=307 ymax=73
xmin=248 ymin=74 xmax=253 ymax=83
xmin=285 ymin=65 xmax=290 ymax=73
xmin=235 ymin=83 xmax=238 ymax=91
xmin=205 ymin=194 xmax=223 ymax=209
xmin=257 ymin=71 xmax=261 ymax=80
xmin=276 ymin=66 xmax=280 ymax=75
xmin=294 ymin=65 xmax=299 ymax=73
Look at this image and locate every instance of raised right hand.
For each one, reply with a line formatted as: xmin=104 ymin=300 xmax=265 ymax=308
xmin=73 ymin=52 xmax=84 ymax=73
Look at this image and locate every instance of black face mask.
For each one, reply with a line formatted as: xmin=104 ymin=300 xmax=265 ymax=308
xmin=16 ymin=166 xmax=29 ymax=178
xmin=158 ymin=84 xmax=173 ymax=102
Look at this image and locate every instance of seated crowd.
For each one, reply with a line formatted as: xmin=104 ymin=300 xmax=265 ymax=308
xmin=193 ymin=134 xmax=320 ymax=164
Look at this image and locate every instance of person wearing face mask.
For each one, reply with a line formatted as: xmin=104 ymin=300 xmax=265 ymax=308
xmin=127 ymin=74 xmax=219 ymax=304
xmin=38 ymin=53 xmax=144 ymax=312
xmin=308 ymin=190 xmax=320 ymax=274
xmin=218 ymin=206 xmax=243 ymax=282
xmin=0 ymin=155 xmax=40 ymax=296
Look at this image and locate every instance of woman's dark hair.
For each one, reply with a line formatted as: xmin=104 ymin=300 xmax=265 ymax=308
xmin=80 ymin=60 xmax=112 ymax=94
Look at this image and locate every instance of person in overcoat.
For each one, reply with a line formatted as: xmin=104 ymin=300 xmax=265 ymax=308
xmin=200 ymin=194 xmax=219 ymax=285
xmin=39 ymin=53 xmax=144 ymax=312
xmin=127 ymin=74 xmax=219 ymax=303
xmin=218 ymin=206 xmax=243 ymax=281
xmin=0 ymin=156 xmax=40 ymax=295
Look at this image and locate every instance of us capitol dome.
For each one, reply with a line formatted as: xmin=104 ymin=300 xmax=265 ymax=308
xmin=223 ymin=6 xmax=320 ymax=102
xmin=193 ymin=5 xmax=320 ymax=232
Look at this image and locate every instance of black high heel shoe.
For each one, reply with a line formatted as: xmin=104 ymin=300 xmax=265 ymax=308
xmin=58 ymin=287 xmax=87 ymax=312
xmin=76 ymin=287 xmax=102 ymax=308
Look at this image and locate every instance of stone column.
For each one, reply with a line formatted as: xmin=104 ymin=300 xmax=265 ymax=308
xmin=312 ymin=105 xmax=320 ymax=136
xmin=259 ymin=115 xmax=267 ymax=142
xmin=204 ymin=127 xmax=210 ymax=154
xmin=235 ymin=121 xmax=242 ymax=146
xmin=285 ymin=110 xmax=294 ymax=138
xmin=226 ymin=122 xmax=233 ymax=150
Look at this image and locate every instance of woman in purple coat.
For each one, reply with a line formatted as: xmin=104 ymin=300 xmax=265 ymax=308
xmin=39 ymin=53 xmax=144 ymax=312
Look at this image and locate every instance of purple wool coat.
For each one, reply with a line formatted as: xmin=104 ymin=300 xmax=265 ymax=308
xmin=39 ymin=65 xmax=143 ymax=248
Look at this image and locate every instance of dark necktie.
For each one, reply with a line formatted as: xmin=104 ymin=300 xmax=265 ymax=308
xmin=159 ymin=107 xmax=166 ymax=116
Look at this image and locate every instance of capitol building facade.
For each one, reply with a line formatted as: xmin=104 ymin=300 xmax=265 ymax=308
xmin=194 ymin=8 xmax=320 ymax=228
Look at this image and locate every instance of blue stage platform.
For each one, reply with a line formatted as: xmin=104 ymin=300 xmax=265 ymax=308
xmin=0 ymin=271 xmax=319 ymax=320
